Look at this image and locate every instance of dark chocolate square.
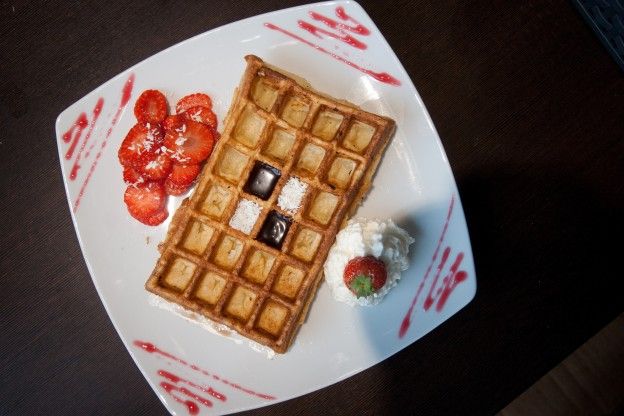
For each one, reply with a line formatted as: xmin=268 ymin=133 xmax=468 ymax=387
xmin=256 ymin=211 xmax=292 ymax=249
xmin=243 ymin=161 xmax=281 ymax=200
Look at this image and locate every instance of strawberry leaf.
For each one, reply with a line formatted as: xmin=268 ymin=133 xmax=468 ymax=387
xmin=348 ymin=274 xmax=375 ymax=298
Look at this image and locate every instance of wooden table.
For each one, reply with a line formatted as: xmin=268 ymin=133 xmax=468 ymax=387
xmin=1 ymin=1 xmax=622 ymax=414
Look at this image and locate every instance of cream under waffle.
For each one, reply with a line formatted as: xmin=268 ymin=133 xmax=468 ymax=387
xmin=146 ymin=55 xmax=396 ymax=353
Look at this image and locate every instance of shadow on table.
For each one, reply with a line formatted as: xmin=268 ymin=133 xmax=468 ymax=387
xmin=354 ymin=161 xmax=623 ymax=414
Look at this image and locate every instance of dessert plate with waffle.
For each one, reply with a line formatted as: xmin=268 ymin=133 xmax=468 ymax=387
xmin=55 ymin=2 xmax=476 ymax=415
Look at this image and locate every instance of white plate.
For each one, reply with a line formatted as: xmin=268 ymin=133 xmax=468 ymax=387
xmin=55 ymin=1 xmax=476 ymax=414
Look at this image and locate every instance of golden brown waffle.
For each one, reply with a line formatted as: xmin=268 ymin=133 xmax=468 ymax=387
xmin=146 ymin=55 xmax=396 ymax=353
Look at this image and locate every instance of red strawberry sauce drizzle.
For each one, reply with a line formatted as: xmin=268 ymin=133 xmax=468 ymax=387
xmin=133 ymin=340 xmax=276 ymax=410
xmin=424 ymin=251 xmax=468 ymax=312
xmin=309 ymin=7 xmax=370 ymax=35
xmin=264 ymin=6 xmax=401 ymax=86
xmin=63 ymin=113 xmax=88 ymax=153
xmin=297 ymin=20 xmax=367 ymax=50
xmin=160 ymin=382 xmax=205 ymax=414
xmin=68 ymin=98 xmax=105 ymax=179
xmin=159 ymin=370 xmax=226 ymax=402
xmin=398 ymin=195 xmax=469 ymax=338
xmin=72 ymin=73 xmax=134 ymax=212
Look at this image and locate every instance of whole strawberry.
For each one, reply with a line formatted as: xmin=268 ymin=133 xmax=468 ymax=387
xmin=343 ymin=256 xmax=387 ymax=298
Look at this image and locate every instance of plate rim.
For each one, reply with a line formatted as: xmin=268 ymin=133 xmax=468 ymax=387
xmin=54 ymin=0 xmax=477 ymax=414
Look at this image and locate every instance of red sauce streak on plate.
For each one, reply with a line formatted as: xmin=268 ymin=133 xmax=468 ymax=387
xmin=85 ymin=141 xmax=96 ymax=158
xmin=161 ymin=382 xmax=213 ymax=408
xmin=422 ymin=246 xmax=451 ymax=310
xmin=399 ymin=195 xmax=455 ymax=338
xmin=63 ymin=113 xmax=88 ymax=157
xmin=133 ymin=340 xmax=276 ymax=400
xmin=297 ymin=20 xmax=367 ymax=50
xmin=431 ymin=253 xmax=468 ymax=312
xmin=309 ymin=6 xmax=370 ymax=35
xmin=68 ymin=97 xmax=104 ymax=179
xmin=72 ymin=74 xmax=134 ymax=212
xmin=160 ymin=382 xmax=201 ymax=414
xmin=159 ymin=370 xmax=226 ymax=402
xmin=264 ymin=22 xmax=400 ymax=86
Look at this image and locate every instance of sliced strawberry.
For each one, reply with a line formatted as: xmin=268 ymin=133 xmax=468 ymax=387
xmin=123 ymin=165 xmax=145 ymax=185
xmin=182 ymin=106 xmax=218 ymax=130
xmin=164 ymin=177 xmax=192 ymax=196
xmin=164 ymin=120 xmax=215 ymax=165
xmin=124 ymin=182 xmax=167 ymax=225
xmin=134 ymin=90 xmax=168 ymax=125
xmin=343 ymin=256 xmax=388 ymax=298
xmin=118 ymin=123 xmax=164 ymax=168
xmin=138 ymin=151 xmax=173 ymax=181
xmin=168 ymin=163 xmax=201 ymax=186
xmin=143 ymin=207 xmax=169 ymax=226
xmin=176 ymin=93 xmax=212 ymax=113
xmin=162 ymin=114 xmax=186 ymax=132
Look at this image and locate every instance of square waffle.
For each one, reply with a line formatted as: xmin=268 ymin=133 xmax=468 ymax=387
xmin=146 ymin=55 xmax=396 ymax=353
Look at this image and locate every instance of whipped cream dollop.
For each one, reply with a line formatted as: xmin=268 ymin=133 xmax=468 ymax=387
xmin=324 ymin=218 xmax=415 ymax=306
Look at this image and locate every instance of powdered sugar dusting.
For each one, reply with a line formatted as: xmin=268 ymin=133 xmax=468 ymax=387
xmin=229 ymin=198 xmax=261 ymax=234
xmin=277 ymin=177 xmax=308 ymax=214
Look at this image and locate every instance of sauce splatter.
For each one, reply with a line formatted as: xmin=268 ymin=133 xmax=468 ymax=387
xmin=133 ymin=340 xmax=275 ymax=401
xmin=399 ymin=195 xmax=467 ymax=338
xmin=264 ymin=5 xmax=400 ymax=86
xmin=73 ymin=74 xmax=134 ymax=212
xmin=264 ymin=23 xmax=400 ymax=86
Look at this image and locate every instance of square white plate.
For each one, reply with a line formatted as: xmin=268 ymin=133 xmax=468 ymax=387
xmin=55 ymin=1 xmax=476 ymax=414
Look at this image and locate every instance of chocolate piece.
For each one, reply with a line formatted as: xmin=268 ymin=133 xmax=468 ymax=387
xmin=244 ymin=161 xmax=281 ymax=200
xmin=256 ymin=210 xmax=292 ymax=249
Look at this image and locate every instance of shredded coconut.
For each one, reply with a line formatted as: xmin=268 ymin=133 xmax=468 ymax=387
xmin=229 ymin=199 xmax=261 ymax=234
xmin=190 ymin=109 xmax=203 ymax=122
xmin=145 ymin=160 xmax=159 ymax=170
xmin=278 ymin=177 xmax=308 ymax=214
xmin=171 ymin=149 xmax=190 ymax=163
xmin=144 ymin=127 xmax=158 ymax=151
xmin=175 ymin=136 xmax=187 ymax=146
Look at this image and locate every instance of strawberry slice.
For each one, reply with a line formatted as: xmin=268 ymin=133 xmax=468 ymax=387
xmin=123 ymin=165 xmax=145 ymax=185
xmin=176 ymin=93 xmax=212 ymax=113
xmin=168 ymin=163 xmax=201 ymax=186
xmin=124 ymin=182 xmax=167 ymax=225
xmin=163 ymin=164 xmax=200 ymax=195
xmin=143 ymin=207 xmax=169 ymax=226
xmin=164 ymin=178 xmax=192 ymax=196
xmin=343 ymin=256 xmax=388 ymax=298
xmin=118 ymin=123 xmax=164 ymax=168
xmin=162 ymin=114 xmax=186 ymax=132
xmin=138 ymin=151 xmax=173 ymax=181
xmin=164 ymin=120 xmax=215 ymax=165
xmin=134 ymin=90 xmax=168 ymax=125
xmin=182 ymin=106 xmax=218 ymax=130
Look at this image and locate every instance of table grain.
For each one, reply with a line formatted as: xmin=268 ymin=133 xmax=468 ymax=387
xmin=1 ymin=1 xmax=623 ymax=415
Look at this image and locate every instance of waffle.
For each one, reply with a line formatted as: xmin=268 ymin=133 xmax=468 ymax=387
xmin=146 ymin=55 xmax=396 ymax=353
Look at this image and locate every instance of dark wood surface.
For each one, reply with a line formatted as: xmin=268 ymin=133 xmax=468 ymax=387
xmin=500 ymin=313 xmax=624 ymax=415
xmin=1 ymin=1 xmax=622 ymax=415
